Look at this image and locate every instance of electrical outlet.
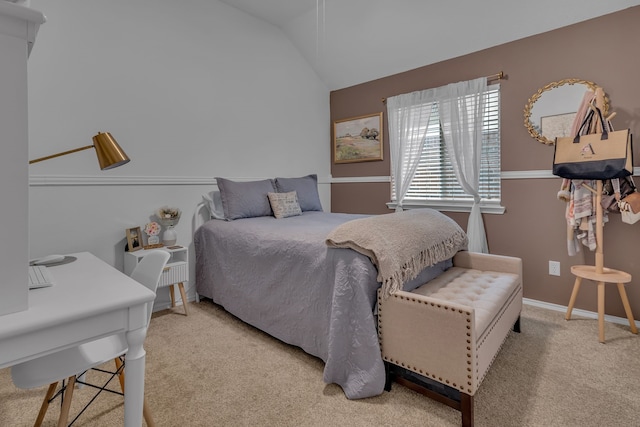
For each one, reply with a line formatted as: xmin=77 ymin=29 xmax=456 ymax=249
xmin=549 ymin=261 xmax=561 ymax=276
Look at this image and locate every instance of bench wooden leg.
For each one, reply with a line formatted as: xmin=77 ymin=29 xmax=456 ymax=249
xmin=383 ymin=361 xmax=393 ymax=392
xmin=385 ymin=364 xmax=475 ymax=427
xmin=512 ymin=315 xmax=521 ymax=333
xmin=461 ymin=393 xmax=474 ymax=427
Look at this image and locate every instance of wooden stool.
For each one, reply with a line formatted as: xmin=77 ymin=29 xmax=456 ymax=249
xmin=565 ymin=265 xmax=638 ymax=343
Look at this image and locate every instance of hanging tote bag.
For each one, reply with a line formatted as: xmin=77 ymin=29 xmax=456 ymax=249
xmin=620 ymin=192 xmax=640 ymax=224
xmin=552 ymin=107 xmax=633 ymax=180
xmin=601 ymin=176 xmax=637 ymax=213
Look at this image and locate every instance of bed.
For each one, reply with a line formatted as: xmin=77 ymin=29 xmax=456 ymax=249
xmin=194 ymin=175 xmax=467 ymax=399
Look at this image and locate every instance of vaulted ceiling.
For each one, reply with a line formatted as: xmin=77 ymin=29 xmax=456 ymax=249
xmin=219 ymin=0 xmax=640 ymax=90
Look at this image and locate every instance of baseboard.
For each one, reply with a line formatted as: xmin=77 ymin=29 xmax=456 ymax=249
xmin=152 ymin=294 xmax=197 ymax=312
xmin=152 ymin=294 xmax=638 ymax=327
xmin=523 ymin=297 xmax=640 ymax=328
xmin=153 ymin=301 xmax=182 ymax=311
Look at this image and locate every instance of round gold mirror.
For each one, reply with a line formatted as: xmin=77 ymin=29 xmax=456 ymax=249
xmin=524 ymin=78 xmax=609 ymax=145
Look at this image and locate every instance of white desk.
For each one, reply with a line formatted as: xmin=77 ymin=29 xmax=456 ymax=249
xmin=0 ymin=252 xmax=155 ymax=426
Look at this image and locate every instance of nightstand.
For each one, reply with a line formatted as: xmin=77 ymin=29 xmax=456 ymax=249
xmin=124 ymin=246 xmax=189 ymax=315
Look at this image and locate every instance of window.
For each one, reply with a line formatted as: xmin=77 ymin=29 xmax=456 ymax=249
xmin=391 ymin=84 xmax=502 ymax=213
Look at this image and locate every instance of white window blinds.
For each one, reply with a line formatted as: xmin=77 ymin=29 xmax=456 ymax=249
xmin=396 ymin=85 xmax=500 ymax=203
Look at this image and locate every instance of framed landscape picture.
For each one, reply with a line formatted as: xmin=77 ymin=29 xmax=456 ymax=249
xmin=333 ymin=112 xmax=383 ymax=163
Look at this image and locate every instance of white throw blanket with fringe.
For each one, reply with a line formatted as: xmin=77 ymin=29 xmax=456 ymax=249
xmin=326 ymin=209 xmax=468 ymax=297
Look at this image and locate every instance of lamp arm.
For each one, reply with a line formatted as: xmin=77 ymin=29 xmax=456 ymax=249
xmin=29 ymin=145 xmax=94 ymax=164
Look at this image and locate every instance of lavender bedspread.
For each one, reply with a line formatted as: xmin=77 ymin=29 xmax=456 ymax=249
xmin=194 ymin=211 xmax=451 ymax=399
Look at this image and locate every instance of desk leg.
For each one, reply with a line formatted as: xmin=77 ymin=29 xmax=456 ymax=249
xmin=125 ymin=327 xmax=147 ymax=427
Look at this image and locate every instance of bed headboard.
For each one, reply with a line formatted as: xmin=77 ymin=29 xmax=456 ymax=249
xmin=194 ymin=201 xmax=210 ymax=232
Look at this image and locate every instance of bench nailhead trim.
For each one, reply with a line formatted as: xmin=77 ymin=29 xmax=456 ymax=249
xmin=378 ymin=276 xmax=520 ymax=398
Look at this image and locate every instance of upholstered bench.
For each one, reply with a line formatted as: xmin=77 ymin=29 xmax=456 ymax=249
xmin=378 ymin=251 xmax=523 ymax=427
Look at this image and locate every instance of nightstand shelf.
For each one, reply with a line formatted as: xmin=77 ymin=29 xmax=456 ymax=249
xmin=124 ymin=246 xmax=189 ymax=315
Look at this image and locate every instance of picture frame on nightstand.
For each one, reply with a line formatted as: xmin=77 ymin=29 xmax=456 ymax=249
xmin=125 ymin=226 xmax=142 ymax=252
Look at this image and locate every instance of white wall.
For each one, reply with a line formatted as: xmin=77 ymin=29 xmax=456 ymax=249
xmin=27 ymin=0 xmax=330 ymax=310
xmin=0 ymin=3 xmax=42 ymax=315
xmin=280 ymin=0 xmax=640 ymax=90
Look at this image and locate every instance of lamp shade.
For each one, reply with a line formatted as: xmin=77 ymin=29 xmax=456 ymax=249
xmin=92 ymin=132 xmax=130 ymax=170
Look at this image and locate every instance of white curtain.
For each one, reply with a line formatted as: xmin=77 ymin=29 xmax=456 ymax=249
xmin=440 ymin=77 xmax=488 ymax=253
xmin=387 ymin=90 xmax=434 ymax=211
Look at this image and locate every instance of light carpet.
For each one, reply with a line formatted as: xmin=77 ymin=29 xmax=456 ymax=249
xmin=1 ymin=301 xmax=638 ymax=426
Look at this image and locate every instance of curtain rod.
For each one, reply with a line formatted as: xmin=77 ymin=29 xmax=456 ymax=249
xmin=381 ymin=71 xmax=504 ymax=103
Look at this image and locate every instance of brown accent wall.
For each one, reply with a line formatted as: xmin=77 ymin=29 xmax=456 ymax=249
xmin=330 ymin=6 xmax=640 ymax=320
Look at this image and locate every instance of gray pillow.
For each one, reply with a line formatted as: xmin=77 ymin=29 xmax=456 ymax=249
xmin=275 ymin=174 xmax=323 ymax=212
xmin=216 ymin=178 xmax=276 ymax=220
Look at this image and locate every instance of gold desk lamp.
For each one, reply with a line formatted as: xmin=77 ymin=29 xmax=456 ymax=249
xmin=29 ymin=132 xmax=130 ymax=169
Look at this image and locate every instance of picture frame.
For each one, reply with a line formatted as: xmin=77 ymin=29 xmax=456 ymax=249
xmin=541 ymin=112 xmax=576 ymax=141
xmin=125 ymin=226 xmax=142 ymax=252
xmin=334 ymin=112 xmax=383 ymax=163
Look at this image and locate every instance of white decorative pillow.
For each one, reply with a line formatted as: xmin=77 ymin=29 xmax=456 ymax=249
xmin=268 ymin=191 xmax=302 ymax=219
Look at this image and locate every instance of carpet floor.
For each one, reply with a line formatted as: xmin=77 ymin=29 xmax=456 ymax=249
xmin=1 ymin=301 xmax=638 ymax=426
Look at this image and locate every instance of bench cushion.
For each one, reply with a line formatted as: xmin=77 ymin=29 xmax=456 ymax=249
xmin=410 ymin=266 xmax=520 ymax=338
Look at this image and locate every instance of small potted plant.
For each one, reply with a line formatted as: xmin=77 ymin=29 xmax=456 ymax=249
xmin=144 ymin=221 xmax=161 ymax=246
xmin=156 ymin=206 xmax=181 ymax=245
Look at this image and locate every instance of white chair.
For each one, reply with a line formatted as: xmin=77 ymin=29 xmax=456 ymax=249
xmin=11 ymin=250 xmax=170 ymax=427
